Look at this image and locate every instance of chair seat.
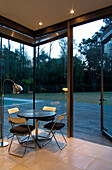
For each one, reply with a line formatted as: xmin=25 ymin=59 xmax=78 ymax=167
xmin=44 ymin=122 xmax=65 ymax=130
xmin=10 ymin=125 xmax=35 ymax=134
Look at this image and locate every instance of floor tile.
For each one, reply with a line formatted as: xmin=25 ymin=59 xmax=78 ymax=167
xmin=23 ymin=150 xmax=59 ymax=170
xmin=53 ymin=161 xmax=82 ymax=170
xmin=10 ymin=164 xmax=30 ymax=170
xmin=61 ymin=149 xmax=95 ymax=169
xmin=97 ymin=146 xmax=112 ymax=163
xmin=0 ymin=132 xmax=112 ymax=170
xmin=87 ymin=159 xmax=112 ymax=170
xmin=0 ymin=156 xmax=17 ymax=170
xmin=75 ymin=142 xmax=103 ymax=158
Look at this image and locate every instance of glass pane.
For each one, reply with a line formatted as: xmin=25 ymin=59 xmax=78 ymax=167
xmin=35 ymin=38 xmax=67 ymax=135
xmin=103 ymin=36 xmax=112 ymax=137
xmin=0 ymin=37 xmax=2 ymax=139
xmin=2 ymin=39 xmax=33 ymax=137
xmin=73 ymin=19 xmax=104 ymax=143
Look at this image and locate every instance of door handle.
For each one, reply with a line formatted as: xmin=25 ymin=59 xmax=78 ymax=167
xmin=99 ymin=98 xmax=107 ymax=104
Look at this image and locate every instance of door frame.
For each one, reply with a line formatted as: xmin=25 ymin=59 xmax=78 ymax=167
xmin=101 ymin=25 xmax=112 ymax=141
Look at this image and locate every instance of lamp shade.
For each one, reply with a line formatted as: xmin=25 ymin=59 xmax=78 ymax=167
xmin=13 ymin=84 xmax=23 ymax=94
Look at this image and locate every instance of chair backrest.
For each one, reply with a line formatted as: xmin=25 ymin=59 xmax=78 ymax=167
xmin=50 ymin=113 xmax=66 ymax=130
xmin=56 ymin=113 xmax=66 ymax=121
xmin=43 ymin=106 xmax=56 ymax=112
xmin=8 ymin=107 xmax=19 ymax=114
xmin=8 ymin=116 xmax=27 ymax=124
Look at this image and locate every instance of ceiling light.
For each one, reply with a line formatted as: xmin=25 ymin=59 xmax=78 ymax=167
xmin=39 ymin=22 xmax=43 ymax=26
xmin=70 ymin=9 xmax=75 ymax=14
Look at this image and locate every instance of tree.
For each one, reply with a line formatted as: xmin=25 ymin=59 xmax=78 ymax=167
xmin=78 ymin=36 xmax=101 ymax=91
xmin=77 ymin=17 xmax=112 ymax=91
xmin=2 ymin=45 xmax=33 ymax=93
xmin=58 ymin=38 xmax=67 ymax=80
xmin=73 ymin=55 xmax=85 ymax=91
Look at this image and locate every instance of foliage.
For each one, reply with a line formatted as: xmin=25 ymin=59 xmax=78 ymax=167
xmin=2 ymin=17 xmax=112 ymax=93
xmin=2 ymin=45 xmax=33 ymax=93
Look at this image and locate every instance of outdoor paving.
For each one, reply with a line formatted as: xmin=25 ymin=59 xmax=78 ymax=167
xmin=3 ymin=98 xmax=112 ymax=147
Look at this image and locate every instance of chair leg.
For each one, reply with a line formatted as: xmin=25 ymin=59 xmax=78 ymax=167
xmin=8 ymin=134 xmax=25 ymax=158
xmin=7 ymin=132 xmax=13 ymax=139
xmin=8 ymin=134 xmax=14 ymax=154
xmin=22 ymin=135 xmax=30 ymax=157
xmin=17 ymin=134 xmax=37 ymax=149
xmin=52 ymin=130 xmax=67 ymax=150
xmin=42 ymin=129 xmax=67 ymax=150
xmin=17 ymin=135 xmax=29 ymax=144
xmin=60 ymin=129 xmax=67 ymax=143
xmin=8 ymin=134 xmax=33 ymax=158
xmin=42 ymin=131 xmax=53 ymax=147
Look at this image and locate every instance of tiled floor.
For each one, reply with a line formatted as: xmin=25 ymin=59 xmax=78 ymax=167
xmin=0 ymin=130 xmax=112 ymax=170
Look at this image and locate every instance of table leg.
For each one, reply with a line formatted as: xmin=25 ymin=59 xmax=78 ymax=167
xmin=35 ymin=119 xmax=41 ymax=148
xmin=36 ymin=119 xmax=38 ymax=141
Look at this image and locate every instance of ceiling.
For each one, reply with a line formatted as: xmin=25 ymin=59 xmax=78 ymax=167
xmin=0 ymin=0 xmax=112 ymax=31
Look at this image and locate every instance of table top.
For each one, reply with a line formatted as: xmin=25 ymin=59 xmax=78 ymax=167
xmin=17 ymin=109 xmax=56 ymax=120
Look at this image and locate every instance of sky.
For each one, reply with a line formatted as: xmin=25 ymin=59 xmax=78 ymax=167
xmin=73 ymin=19 xmax=105 ymax=45
xmin=43 ymin=19 xmax=105 ymax=58
xmin=2 ymin=19 xmax=105 ymax=59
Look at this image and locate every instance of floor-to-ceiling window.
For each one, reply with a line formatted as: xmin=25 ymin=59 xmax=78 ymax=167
xmin=2 ymin=38 xmax=33 ymax=137
xmin=73 ymin=17 xmax=112 ymax=145
xmin=0 ymin=11 xmax=111 ymax=143
xmin=35 ymin=37 xmax=67 ymax=135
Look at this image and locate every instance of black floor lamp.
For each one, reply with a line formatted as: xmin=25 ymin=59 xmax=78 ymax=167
xmin=0 ymin=79 xmax=23 ymax=147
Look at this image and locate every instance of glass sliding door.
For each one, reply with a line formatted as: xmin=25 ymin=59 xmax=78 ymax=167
xmin=73 ymin=20 xmax=102 ymax=143
xmin=101 ymin=25 xmax=112 ymax=139
xmin=73 ymin=17 xmax=112 ymax=144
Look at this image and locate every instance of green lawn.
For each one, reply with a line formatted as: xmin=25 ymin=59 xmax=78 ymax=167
xmin=5 ymin=92 xmax=112 ymax=104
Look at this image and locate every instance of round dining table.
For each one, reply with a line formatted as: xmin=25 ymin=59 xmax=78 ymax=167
xmin=17 ymin=109 xmax=56 ymax=148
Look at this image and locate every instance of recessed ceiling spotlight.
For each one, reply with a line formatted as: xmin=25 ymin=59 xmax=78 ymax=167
xmin=70 ymin=9 xmax=75 ymax=14
xmin=39 ymin=22 xmax=43 ymax=26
